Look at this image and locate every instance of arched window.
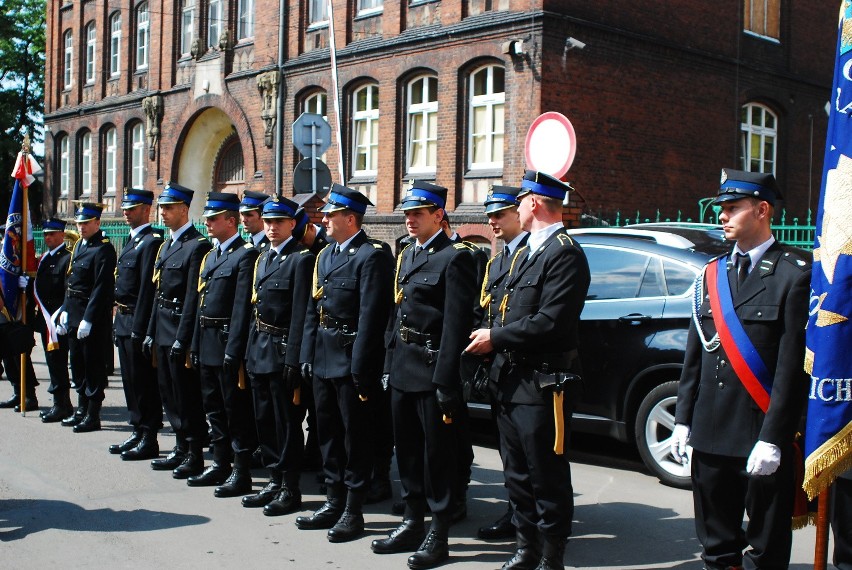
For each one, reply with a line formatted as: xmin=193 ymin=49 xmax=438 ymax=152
xmin=109 ymin=13 xmax=122 ymax=77
xmin=352 ymin=84 xmax=379 ymax=177
xmin=85 ymin=22 xmax=96 ymax=84
xmin=468 ymin=65 xmax=505 ymax=170
xmin=406 ymin=75 xmax=438 ymax=175
xmin=740 ymin=103 xmax=777 ymax=174
xmin=136 ymin=2 xmax=149 ymax=70
xmin=63 ymin=30 xmax=73 ymax=89
xmin=180 ymin=0 xmax=195 ymax=56
xmin=58 ymin=136 xmax=70 ymax=197
xmin=80 ymin=132 xmax=92 ymax=196
xmin=104 ymin=127 xmax=117 ymax=194
xmin=215 ymin=137 xmax=245 ymax=191
xmin=130 ymin=123 xmax=146 ymax=187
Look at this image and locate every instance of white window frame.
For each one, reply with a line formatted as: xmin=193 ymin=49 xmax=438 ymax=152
xmin=136 ymin=3 xmax=149 ymax=70
xmin=208 ymin=0 xmax=222 ymax=48
xmin=81 ymin=132 xmax=92 ymax=196
xmin=110 ymin=14 xmax=121 ymax=77
xmin=740 ymin=103 xmax=777 ymax=175
xmin=63 ymin=31 xmax=73 ymax=89
xmin=309 ymin=0 xmax=328 ymax=26
xmin=104 ymin=128 xmax=117 ymax=195
xmin=237 ymin=0 xmax=254 ymax=40
xmin=181 ymin=0 xmax=195 ymax=55
xmin=352 ymin=84 xmax=379 ymax=178
xmin=85 ymin=23 xmax=96 ymax=84
xmin=59 ymin=136 xmax=70 ymax=197
xmin=357 ymin=0 xmax=383 ymax=16
xmin=468 ymin=65 xmax=505 ymax=170
xmin=406 ymin=76 xmax=438 ymax=175
xmin=131 ymin=123 xmax=146 ymax=187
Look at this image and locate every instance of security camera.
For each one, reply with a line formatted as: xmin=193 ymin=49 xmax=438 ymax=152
xmin=565 ymin=37 xmax=586 ymax=51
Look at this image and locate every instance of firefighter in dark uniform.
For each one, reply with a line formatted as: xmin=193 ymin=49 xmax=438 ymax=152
xmin=58 ymin=202 xmax=118 ymax=433
xmin=185 ymin=192 xmax=259 ymax=497
xmin=672 ymin=169 xmax=811 ymax=570
xmin=110 ymin=188 xmax=164 ymax=460
xmin=474 ymin=185 xmax=529 ymax=541
xmin=33 ymin=218 xmax=73 ymax=423
xmin=240 ymin=190 xmax=271 ymax=252
xmin=373 ymin=181 xmax=476 ymax=570
xmin=296 ymin=185 xmax=393 ymax=544
xmin=242 ymin=196 xmax=314 ymax=515
xmin=143 ymin=182 xmax=212 ymax=477
xmin=467 ymin=171 xmax=590 ymax=570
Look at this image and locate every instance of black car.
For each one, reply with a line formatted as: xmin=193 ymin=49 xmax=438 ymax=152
xmin=469 ymin=226 xmax=728 ymax=488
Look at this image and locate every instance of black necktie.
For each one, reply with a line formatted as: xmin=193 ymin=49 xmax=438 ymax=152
xmin=330 ymin=245 xmax=340 ymax=264
xmin=414 ymin=245 xmax=423 ymax=259
xmin=736 ymin=253 xmax=750 ymax=288
xmin=266 ymin=249 xmax=278 ymax=269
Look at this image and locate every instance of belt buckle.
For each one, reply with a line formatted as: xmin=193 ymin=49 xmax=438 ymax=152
xmin=400 ymin=327 xmax=409 ymax=343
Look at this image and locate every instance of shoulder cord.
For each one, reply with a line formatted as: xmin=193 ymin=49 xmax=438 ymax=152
xmin=498 ymin=245 xmax=528 ymax=323
xmin=692 ymin=264 xmax=720 ymax=352
xmin=394 ymin=244 xmax=412 ymax=305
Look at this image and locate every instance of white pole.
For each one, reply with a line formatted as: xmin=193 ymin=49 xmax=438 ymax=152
xmin=326 ymin=0 xmax=345 ymax=182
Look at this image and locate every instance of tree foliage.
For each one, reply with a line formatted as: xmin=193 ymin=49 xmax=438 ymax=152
xmin=0 ymin=0 xmax=46 ymax=217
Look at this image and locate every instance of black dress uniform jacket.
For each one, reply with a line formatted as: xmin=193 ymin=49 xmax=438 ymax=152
xmin=64 ymin=230 xmax=117 ymax=328
xmin=675 ymin=242 xmax=811 ymax=457
xmin=114 ymin=225 xmax=163 ymax=338
xmin=147 ymin=226 xmax=212 ymax=347
xmin=36 ymin=245 xmax=71 ymax=321
xmin=490 ymin=229 xmax=590 ymax=404
xmin=301 ymin=230 xmax=394 ymax=386
xmin=478 ymin=234 xmax=530 ymax=328
xmin=246 ymin=238 xmax=314 ymax=374
xmin=192 ymin=236 xmax=259 ymax=366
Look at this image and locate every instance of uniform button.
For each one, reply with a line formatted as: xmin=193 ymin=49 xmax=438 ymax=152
xmin=718 ymin=382 xmax=724 ymax=389
xmin=708 ymin=308 xmax=712 ymax=314
xmin=720 ymin=359 xmax=726 ymax=366
xmin=757 ymin=311 xmax=762 ymax=317
xmin=322 ymin=295 xmax=327 ymax=300
xmin=403 ymin=296 xmax=407 ymax=301
xmin=324 ymin=279 xmax=328 ymax=284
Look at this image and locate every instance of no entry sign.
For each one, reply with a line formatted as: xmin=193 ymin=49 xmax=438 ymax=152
xmin=524 ymin=112 xmax=577 ymax=179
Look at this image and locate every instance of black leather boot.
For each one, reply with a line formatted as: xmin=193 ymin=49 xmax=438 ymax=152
xmin=122 ymin=430 xmax=160 ymax=461
xmin=327 ymin=490 xmax=366 ymax=543
xmin=479 ymin=505 xmax=515 ymax=540
xmin=242 ymin=471 xmax=282 ymax=508
xmin=214 ymin=467 xmax=252 ymax=498
xmin=14 ymin=397 xmax=38 ymax=413
xmin=295 ymin=486 xmax=345 ymax=530
xmin=110 ymin=431 xmax=142 ymax=455
xmin=502 ymin=529 xmax=540 ymax=570
xmin=534 ymin=537 xmax=566 ymax=570
xmin=407 ymin=518 xmax=450 ymax=570
xmin=371 ymin=518 xmax=427 ymax=554
xmin=41 ymin=392 xmax=73 ymax=424
xmin=263 ymin=485 xmax=303 ymax=516
xmin=61 ymin=394 xmax=88 ymax=427
xmin=172 ymin=442 xmax=204 ymax=478
xmin=73 ymin=401 xmax=102 ymax=432
xmin=187 ymin=461 xmax=230 ymax=486
xmin=0 ymin=395 xmax=17 ymax=408
xmin=151 ymin=443 xmax=187 ymax=471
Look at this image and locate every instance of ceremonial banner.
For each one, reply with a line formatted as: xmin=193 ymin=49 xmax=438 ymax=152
xmin=0 ymin=152 xmax=39 ymax=319
xmin=803 ymin=3 xmax=852 ymax=500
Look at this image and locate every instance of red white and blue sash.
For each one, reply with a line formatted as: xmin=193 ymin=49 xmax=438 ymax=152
xmin=705 ymin=257 xmax=772 ymax=413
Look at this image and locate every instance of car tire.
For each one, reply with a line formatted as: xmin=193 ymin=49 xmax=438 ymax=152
xmin=634 ymin=381 xmax=692 ymax=489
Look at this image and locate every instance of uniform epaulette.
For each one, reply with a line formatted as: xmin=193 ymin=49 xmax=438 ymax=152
xmin=554 ymin=233 xmax=574 ymax=247
xmin=299 ymin=249 xmax=311 ymax=254
xmin=244 ymin=242 xmax=254 ymax=249
xmin=152 ymin=231 xmax=163 ymax=238
xmin=198 ymin=237 xmax=206 ymax=241
xmin=101 ymin=237 xmax=110 ymax=243
xmin=453 ymin=243 xmax=468 ymax=250
xmin=781 ymin=249 xmax=811 ymax=271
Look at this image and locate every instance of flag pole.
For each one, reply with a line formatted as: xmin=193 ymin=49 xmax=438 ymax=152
xmin=814 ymin=489 xmax=831 ymax=570
xmin=19 ymin=133 xmax=31 ymax=416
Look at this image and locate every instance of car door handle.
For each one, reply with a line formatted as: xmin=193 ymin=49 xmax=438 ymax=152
xmin=618 ymin=313 xmax=652 ymax=323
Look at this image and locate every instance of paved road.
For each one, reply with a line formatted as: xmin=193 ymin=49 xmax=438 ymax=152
xmin=0 ymin=346 xmax=827 ymax=568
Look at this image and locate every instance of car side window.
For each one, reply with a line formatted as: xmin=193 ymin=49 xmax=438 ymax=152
xmin=662 ymin=259 xmax=698 ymax=296
xmin=584 ymin=246 xmax=652 ymax=300
xmin=637 ymin=257 xmax=665 ymax=298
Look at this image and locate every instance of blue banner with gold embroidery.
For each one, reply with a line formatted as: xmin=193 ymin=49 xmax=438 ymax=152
xmin=803 ymin=3 xmax=852 ymax=500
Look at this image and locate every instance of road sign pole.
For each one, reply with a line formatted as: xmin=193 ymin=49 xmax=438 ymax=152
xmin=311 ymin=122 xmax=318 ymax=193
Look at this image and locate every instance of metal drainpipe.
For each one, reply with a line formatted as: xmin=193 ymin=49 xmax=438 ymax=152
xmin=274 ymin=0 xmax=287 ymax=198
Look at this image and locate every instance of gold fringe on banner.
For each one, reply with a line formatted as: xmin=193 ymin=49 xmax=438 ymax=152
xmin=804 ymin=423 xmax=852 ymax=500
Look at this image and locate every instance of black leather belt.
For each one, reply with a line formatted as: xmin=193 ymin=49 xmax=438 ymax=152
xmin=398 ymin=325 xmax=434 ymax=346
xmin=200 ymin=316 xmax=230 ymax=328
xmin=319 ymin=314 xmax=357 ymax=332
xmin=256 ymin=319 xmax=287 ymax=337
xmin=68 ymin=288 xmax=88 ymax=299
xmin=157 ymin=297 xmax=182 ymax=310
xmin=114 ymin=302 xmax=135 ymax=315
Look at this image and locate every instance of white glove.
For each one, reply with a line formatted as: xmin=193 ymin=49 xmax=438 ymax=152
xmin=18 ymin=275 xmax=28 ymax=289
xmin=56 ymin=324 xmax=68 ymax=336
xmin=77 ymin=320 xmax=92 ymax=339
xmin=747 ymin=440 xmax=781 ymax=476
xmin=670 ymin=424 xmax=691 ymax=464
xmin=59 ymin=311 xmax=68 ymax=326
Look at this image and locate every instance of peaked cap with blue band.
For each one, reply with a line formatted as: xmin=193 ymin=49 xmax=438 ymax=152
xmin=121 ymin=187 xmax=154 ymax=209
xmin=319 ymin=184 xmax=372 ymax=215
xmin=202 ymin=192 xmax=240 ymax=217
xmin=293 ymin=207 xmax=309 ymax=240
xmin=158 ymin=181 xmax=195 ymax=206
xmin=400 ymin=180 xmax=448 ymax=211
xmin=713 ymin=168 xmax=781 ymax=206
xmin=240 ymin=190 xmax=270 ymax=212
xmin=73 ymin=201 xmax=105 ymax=222
xmin=261 ymin=196 xmax=299 ymax=219
xmin=484 ymin=184 xmax=523 ymax=213
xmin=42 ymin=217 xmax=68 ymax=233
xmin=518 ymin=170 xmax=573 ymax=201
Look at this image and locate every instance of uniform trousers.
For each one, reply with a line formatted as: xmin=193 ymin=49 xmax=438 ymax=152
xmin=370 ymin=385 xmax=394 ymax=476
xmin=40 ymin=330 xmax=70 ymax=394
xmin=155 ymin=345 xmax=207 ymax=444
xmin=200 ymin=364 xmax=257 ymax=467
xmin=249 ymin=371 xmax=306 ymax=487
xmin=496 ymin=400 xmax=574 ymax=539
xmin=691 ymin=449 xmax=794 ymax=569
xmin=392 ymin=387 xmax=457 ymax=518
xmin=313 ymin=374 xmax=373 ymax=492
xmin=116 ymin=334 xmax=162 ymax=432
xmin=3 ymin=354 xmax=38 ymax=398
xmin=68 ymin=322 xmax=110 ymax=402
xmin=833 ymin=475 xmax=852 ymax=570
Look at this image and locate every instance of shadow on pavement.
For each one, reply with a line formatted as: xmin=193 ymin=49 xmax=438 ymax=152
xmin=0 ymin=499 xmax=209 ymax=541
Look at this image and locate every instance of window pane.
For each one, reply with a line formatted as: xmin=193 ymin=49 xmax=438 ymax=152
xmin=638 ymin=258 xmax=665 ymax=298
xmin=663 ymin=260 xmax=698 ymax=296
xmin=492 ymin=67 xmax=505 ymax=93
xmin=411 ymin=80 xmax=423 ymax=105
xmin=585 ymin=248 xmax=649 ymax=300
xmin=427 ymin=77 xmax=438 ymax=102
xmin=473 ymin=69 xmax=487 ymax=96
xmin=356 ymin=88 xmax=367 ymax=112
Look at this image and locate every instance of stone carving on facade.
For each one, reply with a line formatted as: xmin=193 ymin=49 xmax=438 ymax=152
xmin=218 ymin=28 xmax=233 ymax=51
xmin=142 ymin=95 xmax=164 ymax=161
xmin=257 ymin=71 xmax=280 ymax=148
xmin=190 ymin=37 xmax=203 ymax=60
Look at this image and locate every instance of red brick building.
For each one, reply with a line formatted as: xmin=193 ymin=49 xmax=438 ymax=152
xmin=43 ymin=0 xmax=835 ymax=250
